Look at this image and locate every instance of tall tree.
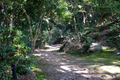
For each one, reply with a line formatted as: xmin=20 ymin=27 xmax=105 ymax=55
xmin=21 ymin=0 xmax=71 ymax=52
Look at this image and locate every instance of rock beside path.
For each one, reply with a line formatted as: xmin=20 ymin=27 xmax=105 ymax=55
xmin=115 ymin=49 xmax=120 ymax=55
xmin=89 ymin=43 xmax=109 ymax=52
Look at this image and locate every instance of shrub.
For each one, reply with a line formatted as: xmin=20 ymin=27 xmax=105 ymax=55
xmin=0 ymin=27 xmax=32 ymax=79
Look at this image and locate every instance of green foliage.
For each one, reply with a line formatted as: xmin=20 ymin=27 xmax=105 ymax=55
xmin=104 ymin=35 xmax=120 ymax=48
xmin=82 ymin=36 xmax=92 ymax=45
xmin=0 ymin=60 xmax=13 ymax=79
xmin=91 ymin=32 xmax=101 ymax=40
xmin=16 ymin=63 xmax=31 ymax=75
xmin=0 ymin=26 xmax=31 ymax=79
xmin=48 ymin=27 xmax=62 ymax=44
xmin=101 ymin=21 xmax=120 ymax=48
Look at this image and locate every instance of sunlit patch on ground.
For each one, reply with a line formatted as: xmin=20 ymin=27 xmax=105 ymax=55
xmin=32 ymin=67 xmax=42 ymax=72
xmin=40 ymin=44 xmax=61 ymax=51
xmin=56 ymin=68 xmax=66 ymax=73
xmin=60 ymin=66 xmax=72 ymax=72
xmin=98 ymin=66 xmax=120 ymax=74
xmin=33 ymin=54 xmax=42 ymax=56
xmin=112 ymin=60 xmax=120 ymax=65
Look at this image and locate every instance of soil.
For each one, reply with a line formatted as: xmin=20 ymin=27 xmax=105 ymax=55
xmin=19 ymin=44 xmax=118 ymax=80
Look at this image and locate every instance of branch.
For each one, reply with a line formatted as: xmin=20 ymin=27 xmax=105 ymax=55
xmin=35 ymin=15 xmax=43 ymax=39
xmin=22 ymin=9 xmax=32 ymax=39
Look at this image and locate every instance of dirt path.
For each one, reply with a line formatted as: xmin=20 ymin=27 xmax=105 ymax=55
xmin=33 ymin=44 xmax=115 ymax=80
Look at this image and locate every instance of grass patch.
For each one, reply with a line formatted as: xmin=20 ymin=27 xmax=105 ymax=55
xmin=32 ymin=67 xmax=45 ymax=80
xmin=66 ymin=48 xmax=120 ymax=74
xmin=83 ymin=49 xmax=120 ymax=66
xmin=30 ymin=56 xmax=46 ymax=80
xmin=59 ymin=48 xmax=120 ymax=67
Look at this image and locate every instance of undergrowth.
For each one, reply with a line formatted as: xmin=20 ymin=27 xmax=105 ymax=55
xmin=68 ymin=48 xmax=120 ymax=67
xmin=30 ymin=56 xmax=45 ymax=80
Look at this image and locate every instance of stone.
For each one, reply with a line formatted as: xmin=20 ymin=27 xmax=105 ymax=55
xmin=89 ymin=43 xmax=108 ymax=52
xmin=115 ymin=49 xmax=120 ymax=55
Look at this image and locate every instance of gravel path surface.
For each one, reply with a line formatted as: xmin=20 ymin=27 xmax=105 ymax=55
xmin=33 ymin=44 xmax=116 ymax=80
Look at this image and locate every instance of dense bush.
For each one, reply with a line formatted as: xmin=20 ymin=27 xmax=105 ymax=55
xmin=0 ymin=26 xmax=32 ymax=79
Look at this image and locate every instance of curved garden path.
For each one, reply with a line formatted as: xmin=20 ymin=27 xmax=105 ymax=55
xmin=33 ymin=44 xmax=116 ymax=80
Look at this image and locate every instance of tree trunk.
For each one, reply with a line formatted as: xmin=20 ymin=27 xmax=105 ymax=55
xmin=31 ymin=39 xmax=36 ymax=53
xmin=9 ymin=0 xmax=14 ymax=37
xmin=73 ymin=15 xmax=77 ymax=30
xmin=23 ymin=8 xmax=43 ymax=53
xmin=1 ymin=2 xmax=6 ymax=27
xmin=82 ymin=12 xmax=86 ymax=27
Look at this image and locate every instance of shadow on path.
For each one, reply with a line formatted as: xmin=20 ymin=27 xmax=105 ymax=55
xmin=33 ymin=44 xmax=115 ymax=80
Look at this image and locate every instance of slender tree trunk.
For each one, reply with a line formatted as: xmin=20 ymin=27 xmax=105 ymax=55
xmin=31 ymin=15 xmax=43 ymax=52
xmin=31 ymin=39 xmax=37 ymax=52
xmin=10 ymin=7 xmax=13 ymax=28
xmin=2 ymin=2 xmax=6 ymax=27
xmin=24 ymin=9 xmax=43 ymax=53
xmin=73 ymin=15 xmax=77 ymax=30
xmin=48 ymin=28 xmax=51 ymax=41
xmin=9 ymin=0 xmax=14 ymax=37
xmin=82 ymin=12 xmax=86 ymax=27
